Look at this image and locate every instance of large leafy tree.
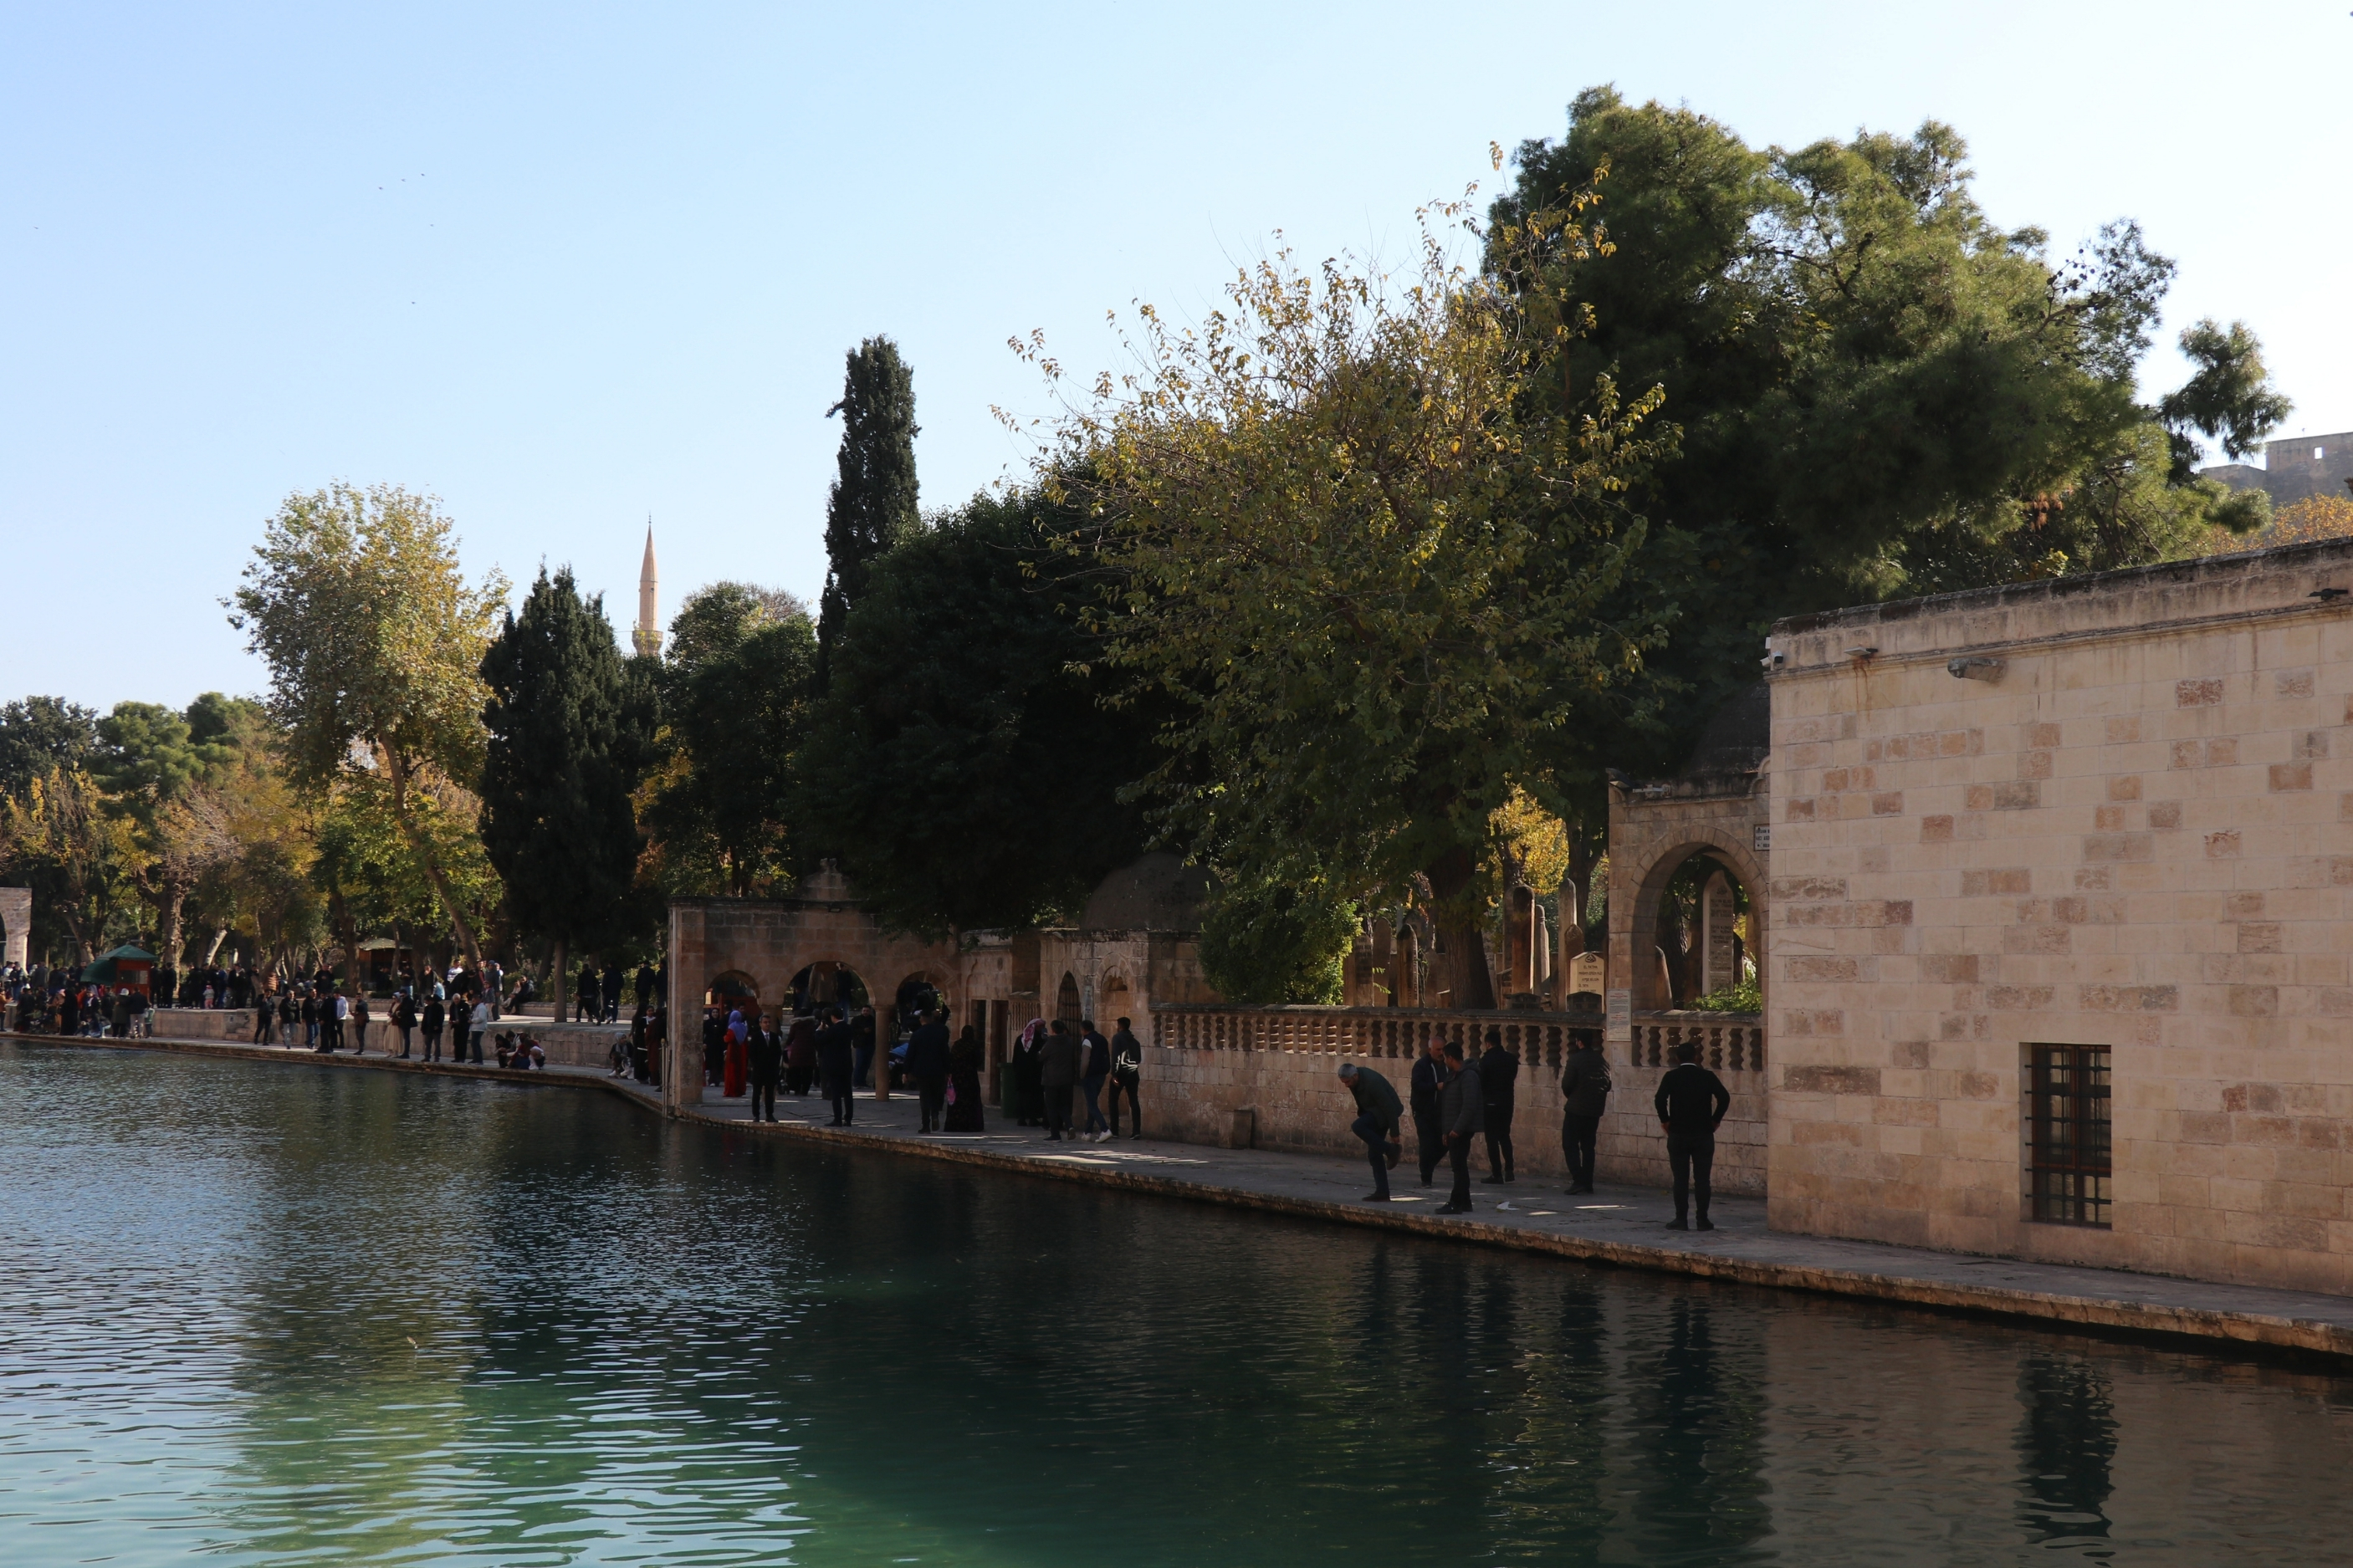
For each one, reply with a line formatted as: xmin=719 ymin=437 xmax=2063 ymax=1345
xmin=1488 ymin=87 xmax=2289 ymax=760
xmin=1036 ymin=202 xmax=1664 ymax=1009
xmin=0 ymin=697 xmax=96 ymax=801
xmin=228 ymin=483 xmax=509 ymax=970
xmin=641 ymin=585 xmax=815 ymax=896
xmin=479 ymin=566 xmax=649 ymax=1018
xmin=90 ymin=700 xmax=237 ymax=964
xmin=816 ymin=336 xmax=920 ymax=690
xmin=795 ymin=485 xmax=1155 ymax=938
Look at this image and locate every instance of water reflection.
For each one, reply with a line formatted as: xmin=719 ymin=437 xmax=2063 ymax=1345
xmin=3 ymin=1042 xmax=2353 ymax=1565
xmin=2017 ymin=1355 xmax=2118 ymax=1551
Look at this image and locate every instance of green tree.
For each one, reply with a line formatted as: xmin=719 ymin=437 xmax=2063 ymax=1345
xmin=0 ymin=697 xmax=96 ymax=801
xmin=641 ymin=585 xmax=815 ymax=895
xmin=228 ymin=483 xmax=509 ymax=970
xmin=1195 ymin=876 xmax=1357 ymax=1004
xmin=2161 ymin=317 xmax=2296 ymax=474
xmin=90 ymin=700 xmax=236 ymax=965
xmin=1489 ymin=88 xmax=2286 ymax=758
xmin=795 ymin=485 xmax=1155 ymax=938
xmin=479 ymin=566 xmax=649 ymax=1019
xmin=816 ymin=336 xmax=920 ymax=690
xmin=1034 ymin=202 xmax=1663 ymax=1009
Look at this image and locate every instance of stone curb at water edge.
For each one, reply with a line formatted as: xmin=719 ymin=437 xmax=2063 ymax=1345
xmin=18 ymin=1030 xmax=2353 ymax=1366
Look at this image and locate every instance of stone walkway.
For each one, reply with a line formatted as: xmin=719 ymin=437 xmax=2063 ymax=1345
xmin=22 ymin=1026 xmax=2353 ymax=1361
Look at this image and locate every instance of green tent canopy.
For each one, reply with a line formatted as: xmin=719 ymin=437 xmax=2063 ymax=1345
xmin=81 ymin=944 xmax=157 ymax=985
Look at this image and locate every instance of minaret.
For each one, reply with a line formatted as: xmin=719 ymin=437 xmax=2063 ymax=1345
xmin=632 ymin=520 xmax=662 ymax=657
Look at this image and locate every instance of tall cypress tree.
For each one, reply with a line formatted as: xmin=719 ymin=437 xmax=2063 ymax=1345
xmin=816 ymin=335 xmax=919 ymax=690
xmin=479 ymin=567 xmax=647 ymax=1019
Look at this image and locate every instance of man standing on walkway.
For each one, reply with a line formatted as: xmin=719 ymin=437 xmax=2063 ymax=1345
xmin=816 ymin=1007 xmax=856 ymax=1126
xmin=1038 ymin=1019 xmax=1080 ymax=1142
xmin=908 ymin=1008 xmax=951 ymax=1132
xmin=1655 ymin=1040 xmax=1731 ymax=1231
xmin=748 ymin=1009 xmax=782 ymax=1123
xmin=1337 ymin=1060 xmax=1404 ymax=1202
xmin=1558 ymin=1028 xmax=1610 ymax=1194
xmin=470 ymin=992 xmax=491 ymax=1065
xmin=1409 ymin=1034 xmax=1449 ymax=1188
xmin=1108 ymin=1017 xmax=1143 ymax=1139
xmin=450 ymin=988 xmax=473 ymax=1065
xmin=1078 ymin=1019 xmax=1113 ymax=1142
xmin=1479 ymin=1028 xmax=1518 ymax=1185
xmin=1435 ymin=1039 xmax=1484 ymax=1213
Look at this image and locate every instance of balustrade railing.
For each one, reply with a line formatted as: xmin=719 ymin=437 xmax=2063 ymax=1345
xmin=1628 ymin=1010 xmax=1766 ymax=1073
xmin=1153 ymin=1004 xmax=1603 ymax=1073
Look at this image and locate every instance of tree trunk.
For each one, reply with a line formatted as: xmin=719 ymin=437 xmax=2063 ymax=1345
xmin=158 ymin=874 xmax=187 ymax=968
xmin=550 ymin=935 xmax=568 ymax=1025
xmin=383 ymin=748 xmax=486 ymax=974
xmin=1423 ymin=845 xmax=1497 ymax=1011
xmin=202 ymin=927 xmax=229 ymax=967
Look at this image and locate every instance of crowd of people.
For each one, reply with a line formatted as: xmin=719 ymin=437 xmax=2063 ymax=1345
xmin=2 ymin=965 xmax=152 ymax=1038
xmin=1339 ymin=1026 xmax=1729 ymax=1227
xmin=1002 ymin=1016 xmax=1143 ymax=1142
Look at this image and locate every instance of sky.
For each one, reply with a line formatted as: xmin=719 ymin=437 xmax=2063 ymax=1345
xmin=6 ymin=1 xmax=2350 ymax=712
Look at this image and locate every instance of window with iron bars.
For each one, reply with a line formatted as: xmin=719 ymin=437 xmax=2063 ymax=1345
xmin=2027 ymin=1044 xmax=2111 ymax=1227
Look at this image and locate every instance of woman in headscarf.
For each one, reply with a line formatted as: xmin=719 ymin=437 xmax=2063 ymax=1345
xmin=944 ymin=1023 xmax=986 ymax=1132
xmin=723 ymin=1007 xmax=749 ymax=1098
xmin=1012 ymin=1017 xmax=1047 ymax=1126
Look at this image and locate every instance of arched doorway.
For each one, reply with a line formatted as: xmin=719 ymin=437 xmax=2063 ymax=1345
xmin=707 ymin=970 xmax=760 ymax=1009
xmin=1100 ymin=972 xmax=1132 ymax=1027
xmin=789 ymin=962 xmax=869 ymax=1016
xmin=1056 ymin=972 xmax=1082 ymax=1025
xmin=1630 ymin=848 xmax=1757 ymax=1010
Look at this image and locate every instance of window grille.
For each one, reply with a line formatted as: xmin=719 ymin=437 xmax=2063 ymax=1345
xmin=2028 ymin=1044 xmax=2111 ymax=1227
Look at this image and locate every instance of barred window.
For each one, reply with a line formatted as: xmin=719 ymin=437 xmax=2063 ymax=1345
xmin=2028 ymin=1044 xmax=2111 ymax=1227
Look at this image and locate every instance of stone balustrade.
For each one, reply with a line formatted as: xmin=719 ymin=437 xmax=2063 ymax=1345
xmin=1628 ymin=1010 xmax=1767 ymax=1073
xmin=1151 ymin=1004 xmax=1604 ymax=1072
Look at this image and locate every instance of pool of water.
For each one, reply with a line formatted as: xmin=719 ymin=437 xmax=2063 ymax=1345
xmin=4 ymin=1043 xmax=2352 ymax=1565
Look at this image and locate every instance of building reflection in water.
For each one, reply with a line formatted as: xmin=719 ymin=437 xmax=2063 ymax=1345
xmin=2017 ymin=1352 xmax=2118 ymax=1549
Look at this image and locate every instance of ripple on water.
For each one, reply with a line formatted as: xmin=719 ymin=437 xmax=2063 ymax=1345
xmin=4 ymin=1041 xmax=2353 ymax=1565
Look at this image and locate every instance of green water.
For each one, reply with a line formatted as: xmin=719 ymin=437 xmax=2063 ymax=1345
xmin=4 ymin=1044 xmax=2353 ymax=1565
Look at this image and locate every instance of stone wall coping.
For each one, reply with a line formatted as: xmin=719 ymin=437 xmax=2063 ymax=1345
xmin=1157 ymin=1002 xmax=1604 ymax=1024
xmin=1771 ymin=535 xmax=2353 ymax=641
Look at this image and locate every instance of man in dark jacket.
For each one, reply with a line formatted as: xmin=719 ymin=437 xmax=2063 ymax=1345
xmin=1409 ymin=1035 xmax=1450 ymax=1187
xmin=1655 ymin=1040 xmax=1732 ymax=1230
xmin=1558 ymin=1028 xmax=1610 ymax=1194
xmin=601 ymin=963 xmax=624 ymax=1024
xmin=815 ymin=1008 xmax=857 ymax=1125
xmin=1436 ymin=1039 xmax=1485 ymax=1214
xmin=1479 ymin=1028 xmax=1519 ymax=1184
xmin=908 ymin=1009 xmax=952 ymax=1131
xmin=1108 ymin=1017 xmax=1143 ymax=1139
xmin=748 ymin=1009 xmax=784 ymax=1123
xmin=1037 ymin=1019 xmax=1081 ymax=1141
xmin=1338 ymin=1060 xmax=1404 ymax=1202
xmin=1078 ymin=1020 xmax=1113 ymax=1142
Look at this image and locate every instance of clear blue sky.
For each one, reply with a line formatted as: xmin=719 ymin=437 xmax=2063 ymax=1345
xmin=7 ymin=2 xmax=2349 ymax=712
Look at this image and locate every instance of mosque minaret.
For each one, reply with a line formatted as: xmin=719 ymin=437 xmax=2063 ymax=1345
xmin=632 ymin=520 xmax=662 ymax=657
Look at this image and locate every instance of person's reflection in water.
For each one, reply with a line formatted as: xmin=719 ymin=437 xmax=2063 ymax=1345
xmin=2016 ymin=1353 xmax=2117 ymax=1548
xmin=1626 ymin=1295 xmax=1771 ymax=1561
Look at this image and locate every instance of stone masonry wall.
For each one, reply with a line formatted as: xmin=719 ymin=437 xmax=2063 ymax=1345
xmin=1765 ymin=540 xmax=2353 ymax=1294
xmin=1141 ymin=1043 xmax=1767 ymax=1194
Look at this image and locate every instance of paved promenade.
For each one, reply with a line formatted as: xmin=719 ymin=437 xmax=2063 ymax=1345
xmin=18 ymin=1024 xmax=2353 ymax=1362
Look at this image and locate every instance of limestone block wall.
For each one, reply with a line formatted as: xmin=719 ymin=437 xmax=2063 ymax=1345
xmin=1138 ymin=1043 xmax=1767 ymax=1193
xmin=1765 ymin=539 xmax=2353 ymax=1293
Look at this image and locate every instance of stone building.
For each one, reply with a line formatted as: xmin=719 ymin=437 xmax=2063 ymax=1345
xmin=2202 ymin=430 xmax=2353 ymax=510
xmin=662 ymin=856 xmax=1216 ymax=1111
xmin=1762 ymin=539 xmax=2353 ymax=1294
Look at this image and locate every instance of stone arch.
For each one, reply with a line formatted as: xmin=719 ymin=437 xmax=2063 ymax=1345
xmin=1056 ymin=971 xmax=1082 ymax=1024
xmin=893 ymin=968 xmax=952 ymax=1024
xmin=1617 ymin=830 xmax=1767 ymax=1014
xmin=788 ymin=960 xmax=871 ymax=1014
xmin=707 ymin=969 xmax=761 ymax=1009
xmin=1098 ymin=968 xmax=1133 ymax=1026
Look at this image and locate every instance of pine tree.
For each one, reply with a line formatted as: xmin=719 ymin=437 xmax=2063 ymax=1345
xmin=816 ymin=336 xmax=919 ymax=690
xmin=479 ymin=567 xmax=647 ymax=1021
